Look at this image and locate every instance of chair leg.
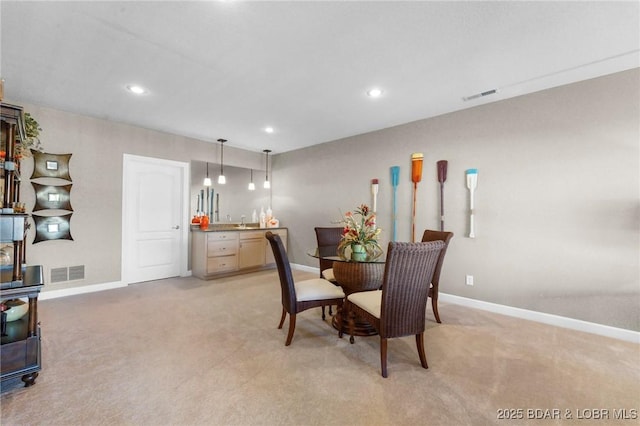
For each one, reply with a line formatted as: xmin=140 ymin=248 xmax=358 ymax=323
xmin=321 ymin=306 xmax=326 ymax=320
xmin=278 ymin=307 xmax=287 ymax=329
xmin=380 ymin=338 xmax=388 ymax=378
xmin=347 ymin=304 xmax=355 ymax=344
xmin=415 ymin=333 xmax=429 ymax=369
xmin=285 ymin=313 xmax=297 ymax=346
xmin=432 ymin=294 xmax=441 ymax=323
xmin=329 ymin=305 xmax=333 ymax=316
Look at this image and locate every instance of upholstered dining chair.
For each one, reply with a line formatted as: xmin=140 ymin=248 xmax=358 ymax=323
xmin=314 ymin=227 xmax=344 ymax=319
xmin=266 ymin=231 xmax=345 ymax=346
xmin=343 ymin=241 xmax=444 ymax=377
xmin=421 ymin=229 xmax=454 ymax=323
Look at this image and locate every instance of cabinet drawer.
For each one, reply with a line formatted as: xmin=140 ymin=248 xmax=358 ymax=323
xmin=207 ymin=232 xmax=238 ymax=242
xmin=207 ymin=255 xmax=237 ymax=273
xmin=207 ymin=240 xmax=238 ymax=257
xmin=240 ymin=231 xmax=265 ymax=241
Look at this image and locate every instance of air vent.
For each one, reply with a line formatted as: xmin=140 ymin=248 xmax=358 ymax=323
xmin=68 ymin=265 xmax=85 ymax=281
xmin=51 ymin=267 xmax=68 ymax=283
xmin=463 ymin=88 xmax=498 ymax=102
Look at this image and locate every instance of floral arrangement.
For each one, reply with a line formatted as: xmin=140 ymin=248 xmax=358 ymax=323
xmin=0 ymin=112 xmax=42 ymax=161
xmin=337 ymin=204 xmax=382 ymax=260
xmin=15 ymin=112 xmax=43 ymax=158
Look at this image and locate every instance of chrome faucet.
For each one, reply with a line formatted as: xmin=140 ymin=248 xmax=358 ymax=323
xmin=226 ymin=214 xmax=231 ymax=222
xmin=240 ymin=215 xmax=246 ymax=226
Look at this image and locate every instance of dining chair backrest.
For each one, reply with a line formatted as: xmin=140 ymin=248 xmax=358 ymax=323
xmin=380 ymin=241 xmax=444 ymax=338
xmin=265 ymin=231 xmax=296 ymax=313
xmin=421 ymin=230 xmax=454 ymax=287
xmin=314 ymin=227 xmax=343 ymax=276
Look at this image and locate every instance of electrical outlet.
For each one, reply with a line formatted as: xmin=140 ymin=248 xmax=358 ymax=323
xmin=465 ymin=275 xmax=474 ymax=286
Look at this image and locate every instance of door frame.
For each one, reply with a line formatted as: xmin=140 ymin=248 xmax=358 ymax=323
xmin=121 ymin=154 xmax=190 ymax=284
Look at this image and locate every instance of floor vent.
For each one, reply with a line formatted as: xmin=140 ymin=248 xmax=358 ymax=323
xmin=51 ymin=267 xmax=68 ymax=283
xmin=68 ymin=265 xmax=85 ymax=281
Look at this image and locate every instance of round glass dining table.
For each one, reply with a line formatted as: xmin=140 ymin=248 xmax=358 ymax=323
xmin=307 ymin=246 xmax=386 ymax=336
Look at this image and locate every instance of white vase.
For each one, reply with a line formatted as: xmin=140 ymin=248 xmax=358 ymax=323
xmin=3 ymin=299 xmax=28 ymax=322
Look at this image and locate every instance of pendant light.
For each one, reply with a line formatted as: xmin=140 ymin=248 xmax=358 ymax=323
xmin=263 ymin=149 xmax=271 ymax=189
xmin=248 ymin=169 xmax=256 ymax=191
xmin=203 ymin=162 xmax=212 ymax=187
xmin=217 ymin=138 xmax=227 ymax=184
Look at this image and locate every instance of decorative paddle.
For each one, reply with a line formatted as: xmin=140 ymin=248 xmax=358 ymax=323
xmin=437 ymin=160 xmax=448 ymax=231
xmin=390 ymin=166 xmax=400 ymax=241
xmin=411 ymin=153 xmax=424 ymax=242
xmin=371 ymin=178 xmax=379 ymax=213
xmin=465 ymin=168 xmax=478 ymax=238
xmin=370 ymin=178 xmax=379 ymax=228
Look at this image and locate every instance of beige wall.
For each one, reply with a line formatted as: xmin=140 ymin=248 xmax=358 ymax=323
xmin=275 ymin=69 xmax=639 ymax=331
xmin=10 ymin=69 xmax=639 ymax=332
xmin=12 ymin=104 xmax=265 ymax=291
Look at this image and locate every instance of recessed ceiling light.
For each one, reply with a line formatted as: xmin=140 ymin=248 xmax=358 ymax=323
xmin=265 ymin=126 xmax=274 ymax=134
xmin=126 ymin=84 xmax=147 ymax=95
xmin=367 ymin=88 xmax=383 ymax=98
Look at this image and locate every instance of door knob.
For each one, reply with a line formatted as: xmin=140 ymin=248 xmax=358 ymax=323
xmin=172 ymin=225 xmax=180 ymax=229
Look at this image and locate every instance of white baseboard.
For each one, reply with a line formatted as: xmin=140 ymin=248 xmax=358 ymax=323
xmin=291 ymin=263 xmax=318 ymax=274
xmin=39 ymin=271 xmax=194 ymax=301
xmin=39 ymin=281 xmax=127 ymax=300
xmin=439 ymin=293 xmax=639 ymax=344
xmin=291 ymin=264 xmax=639 ymax=344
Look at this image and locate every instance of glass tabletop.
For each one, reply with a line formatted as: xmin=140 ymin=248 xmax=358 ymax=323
xmin=307 ymin=246 xmax=385 ymax=264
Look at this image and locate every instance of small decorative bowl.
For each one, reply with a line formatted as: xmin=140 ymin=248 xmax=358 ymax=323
xmin=3 ymin=299 xmax=28 ymax=322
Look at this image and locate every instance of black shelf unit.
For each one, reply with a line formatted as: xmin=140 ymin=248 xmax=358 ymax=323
xmin=1 ymin=103 xmax=45 ymax=388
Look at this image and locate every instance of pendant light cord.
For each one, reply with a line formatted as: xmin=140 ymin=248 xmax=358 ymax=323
xmin=219 ymin=139 xmax=225 ymax=176
xmin=263 ymin=149 xmax=271 ymax=183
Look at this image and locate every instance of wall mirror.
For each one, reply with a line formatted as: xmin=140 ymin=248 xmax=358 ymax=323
xmin=190 ymin=161 xmax=271 ymax=224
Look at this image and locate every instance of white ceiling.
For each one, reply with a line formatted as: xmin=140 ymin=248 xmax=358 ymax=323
xmin=1 ymin=1 xmax=638 ymax=154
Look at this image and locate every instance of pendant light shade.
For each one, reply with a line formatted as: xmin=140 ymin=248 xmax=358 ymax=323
xmin=248 ymin=169 xmax=256 ymax=191
xmin=217 ymin=138 xmax=227 ymax=184
xmin=203 ymin=162 xmax=212 ymax=186
xmin=263 ymin=149 xmax=271 ymax=189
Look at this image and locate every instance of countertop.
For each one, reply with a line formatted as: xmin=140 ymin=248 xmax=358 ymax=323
xmin=190 ymin=225 xmax=286 ymax=232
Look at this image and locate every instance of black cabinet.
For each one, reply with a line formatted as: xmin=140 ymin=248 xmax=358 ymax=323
xmin=1 ymin=265 xmax=44 ymax=387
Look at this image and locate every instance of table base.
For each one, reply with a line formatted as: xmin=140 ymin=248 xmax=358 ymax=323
xmin=332 ymin=312 xmax=378 ymax=336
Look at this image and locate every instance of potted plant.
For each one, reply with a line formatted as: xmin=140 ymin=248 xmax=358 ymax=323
xmin=337 ymin=204 xmax=382 ymax=261
xmin=15 ymin=112 xmax=43 ymax=159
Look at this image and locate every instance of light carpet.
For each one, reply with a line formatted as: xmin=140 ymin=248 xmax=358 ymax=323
xmin=1 ymin=270 xmax=638 ymax=425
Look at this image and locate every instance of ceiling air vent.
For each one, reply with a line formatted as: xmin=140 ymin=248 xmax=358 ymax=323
xmin=463 ymin=89 xmax=498 ymax=102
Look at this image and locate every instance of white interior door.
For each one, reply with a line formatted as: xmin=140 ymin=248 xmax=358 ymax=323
xmin=122 ymin=154 xmax=189 ymax=284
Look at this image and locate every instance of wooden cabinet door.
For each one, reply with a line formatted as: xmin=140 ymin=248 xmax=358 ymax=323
xmin=239 ymin=238 xmax=265 ymax=269
xmin=239 ymin=231 xmax=266 ymax=269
